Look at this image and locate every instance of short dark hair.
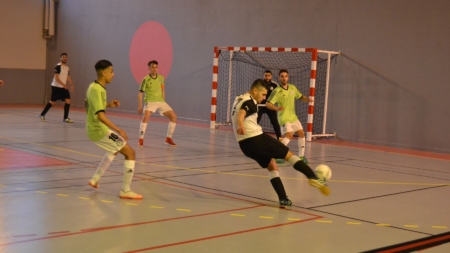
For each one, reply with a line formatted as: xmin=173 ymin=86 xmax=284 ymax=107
xmin=279 ymin=69 xmax=288 ymax=76
xmin=95 ymin=60 xmax=113 ymax=72
xmin=264 ymin=70 xmax=272 ymax=74
xmin=251 ymin=79 xmax=267 ymax=91
xmin=61 ymin=53 xmax=67 ymax=57
xmin=148 ymin=60 xmax=158 ymax=66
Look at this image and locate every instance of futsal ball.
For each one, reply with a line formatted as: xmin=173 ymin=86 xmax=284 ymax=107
xmin=315 ymin=164 xmax=332 ymax=181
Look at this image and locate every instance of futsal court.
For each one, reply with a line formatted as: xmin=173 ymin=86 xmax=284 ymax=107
xmin=0 ymin=106 xmax=449 ymax=253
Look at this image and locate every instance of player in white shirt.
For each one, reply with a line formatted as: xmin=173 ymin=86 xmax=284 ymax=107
xmin=232 ymin=79 xmax=330 ymax=207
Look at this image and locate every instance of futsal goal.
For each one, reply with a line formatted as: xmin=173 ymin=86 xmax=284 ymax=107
xmin=210 ymin=46 xmax=339 ymax=141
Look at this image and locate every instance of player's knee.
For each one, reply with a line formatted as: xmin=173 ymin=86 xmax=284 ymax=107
xmin=298 ymin=130 xmax=305 ymax=137
xmin=285 ymin=133 xmax=293 ymax=139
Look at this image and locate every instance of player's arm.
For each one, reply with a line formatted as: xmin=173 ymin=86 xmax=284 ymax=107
xmin=67 ymin=75 xmax=75 ymax=92
xmin=161 ymin=84 xmax=165 ymax=100
xmin=299 ymin=95 xmax=313 ymax=103
xmin=0 ymin=80 xmax=4 ymax=86
xmin=54 ymin=74 xmax=68 ymax=89
xmin=106 ymin=100 xmax=120 ymax=107
xmin=236 ymin=109 xmax=247 ymax=135
xmin=266 ymin=101 xmax=284 ymax=111
xmin=97 ymin=112 xmax=128 ymax=141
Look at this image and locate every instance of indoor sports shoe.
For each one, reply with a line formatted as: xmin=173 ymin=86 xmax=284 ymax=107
xmin=39 ymin=115 xmax=45 ymax=122
xmin=88 ymin=180 xmax=99 ymax=188
xmin=63 ymin=118 xmax=74 ymax=123
xmin=279 ymin=198 xmax=292 ymax=208
xmin=309 ymin=179 xmax=330 ymax=196
xmin=138 ymin=138 xmax=144 ymax=146
xmin=164 ymin=137 xmax=177 ymax=146
xmin=300 ymin=156 xmax=309 ymax=165
xmin=275 ymin=159 xmax=285 ymax=164
xmin=119 ymin=190 xmax=143 ymax=199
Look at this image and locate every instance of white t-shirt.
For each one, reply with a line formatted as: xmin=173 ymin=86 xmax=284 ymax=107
xmin=231 ymin=93 xmax=263 ymax=142
xmin=51 ymin=63 xmax=70 ymax=88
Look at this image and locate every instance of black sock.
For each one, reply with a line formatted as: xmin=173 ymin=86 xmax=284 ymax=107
xmin=64 ymin=103 xmax=70 ymax=119
xmin=293 ymin=161 xmax=318 ymax=179
xmin=270 ymin=177 xmax=287 ymax=200
xmin=41 ymin=103 xmax=52 ymax=116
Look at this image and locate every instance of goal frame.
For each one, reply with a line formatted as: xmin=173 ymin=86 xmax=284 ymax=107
xmin=210 ymin=46 xmax=339 ymax=141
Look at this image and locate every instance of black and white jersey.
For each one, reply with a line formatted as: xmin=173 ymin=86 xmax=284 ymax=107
xmin=231 ymin=93 xmax=263 ymax=142
xmin=51 ymin=63 xmax=70 ymax=88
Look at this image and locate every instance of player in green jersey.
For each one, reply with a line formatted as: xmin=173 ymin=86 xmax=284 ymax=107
xmin=266 ymin=69 xmax=313 ymax=164
xmin=86 ymin=60 xmax=142 ymax=199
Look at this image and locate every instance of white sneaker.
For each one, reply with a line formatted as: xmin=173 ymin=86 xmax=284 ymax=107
xmin=119 ymin=190 xmax=143 ymax=199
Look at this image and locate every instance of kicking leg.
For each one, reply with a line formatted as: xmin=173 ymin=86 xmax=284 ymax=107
xmin=89 ymin=153 xmax=116 ymax=188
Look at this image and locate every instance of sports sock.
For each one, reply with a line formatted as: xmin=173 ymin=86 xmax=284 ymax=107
xmin=139 ymin=122 xmax=147 ymax=139
xmin=41 ymin=103 xmax=52 ymax=116
xmin=167 ymin=122 xmax=176 ymax=138
xmin=298 ymin=137 xmax=305 ymax=157
xmin=64 ymin=103 xmax=70 ymax=119
xmin=281 ymin=137 xmax=290 ymax=146
xmin=91 ymin=153 xmax=115 ymax=182
xmin=288 ymin=155 xmax=317 ymax=179
xmin=122 ymin=160 xmax=135 ymax=192
xmin=269 ymin=171 xmax=287 ymax=200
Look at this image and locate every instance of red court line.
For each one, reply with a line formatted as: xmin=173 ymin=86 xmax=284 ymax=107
xmin=0 ymin=205 xmax=262 ymax=247
xmin=12 ymin=234 xmax=36 ymax=238
xmin=47 ymin=231 xmax=70 ymax=235
xmin=124 ymin=216 xmax=319 ymax=253
xmin=378 ymin=234 xmax=450 ymax=253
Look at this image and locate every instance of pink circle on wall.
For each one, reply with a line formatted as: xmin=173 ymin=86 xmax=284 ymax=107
xmin=129 ymin=21 xmax=173 ymax=84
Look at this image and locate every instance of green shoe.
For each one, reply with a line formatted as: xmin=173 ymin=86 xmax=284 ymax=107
xmin=300 ymin=156 xmax=309 ymax=165
xmin=279 ymin=198 xmax=292 ymax=208
xmin=275 ymin=159 xmax=285 ymax=164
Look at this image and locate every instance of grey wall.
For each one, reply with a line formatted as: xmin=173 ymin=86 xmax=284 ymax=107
xmin=3 ymin=0 xmax=449 ymax=154
xmin=0 ymin=0 xmax=47 ymax=104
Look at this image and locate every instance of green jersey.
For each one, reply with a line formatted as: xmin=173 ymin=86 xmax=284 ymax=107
xmin=139 ymin=74 xmax=165 ymax=103
xmin=267 ymin=84 xmax=303 ymax=126
xmin=85 ymin=81 xmax=109 ymax=141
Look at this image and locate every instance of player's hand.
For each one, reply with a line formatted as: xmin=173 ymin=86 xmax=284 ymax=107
xmin=277 ymin=106 xmax=285 ymax=111
xmin=138 ymin=107 xmax=143 ymax=115
xmin=63 ymin=84 xmax=68 ymax=90
xmin=118 ymin=129 xmax=129 ymax=141
xmin=110 ymin=100 xmax=120 ymax=107
xmin=236 ymin=127 xmax=245 ymax=135
xmin=0 ymin=80 xmax=4 ymax=86
xmin=308 ymin=97 xmax=314 ymax=103
xmin=71 ymin=86 xmax=75 ymax=92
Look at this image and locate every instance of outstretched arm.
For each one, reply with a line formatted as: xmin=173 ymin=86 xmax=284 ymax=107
xmin=266 ymin=102 xmax=284 ymax=111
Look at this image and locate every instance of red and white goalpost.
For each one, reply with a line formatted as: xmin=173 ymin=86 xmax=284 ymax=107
xmin=211 ymin=46 xmax=339 ymax=141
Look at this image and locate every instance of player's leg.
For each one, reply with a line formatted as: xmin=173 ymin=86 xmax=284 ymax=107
xmin=296 ymin=128 xmax=307 ymax=163
xmin=139 ymin=104 xmax=153 ymax=146
xmin=267 ymin=109 xmax=282 ymax=140
xmin=161 ymin=103 xmax=177 ymax=146
xmin=39 ymin=87 xmax=58 ymax=121
xmin=89 ymin=152 xmax=116 ymax=188
xmin=117 ymin=143 xmax=142 ymax=199
xmin=257 ymin=106 xmax=266 ymax=124
xmin=284 ymin=151 xmax=330 ymax=196
xmin=62 ymin=88 xmax=73 ymax=122
xmin=266 ymin=159 xmax=291 ymax=208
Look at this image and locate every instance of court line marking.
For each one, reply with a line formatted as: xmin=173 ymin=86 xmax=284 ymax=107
xmin=230 ymin=214 xmax=245 ymax=217
xmin=1 ymin=135 xmax=447 ymax=187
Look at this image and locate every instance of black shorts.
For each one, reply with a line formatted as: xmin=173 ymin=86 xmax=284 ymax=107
xmin=238 ymin=133 xmax=289 ymax=168
xmin=50 ymin=86 xmax=70 ymax=101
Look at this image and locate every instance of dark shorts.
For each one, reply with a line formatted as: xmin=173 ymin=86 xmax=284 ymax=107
xmin=50 ymin=86 xmax=70 ymax=101
xmin=238 ymin=133 xmax=289 ymax=168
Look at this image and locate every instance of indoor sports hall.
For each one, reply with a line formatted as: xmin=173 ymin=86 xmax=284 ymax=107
xmin=1 ymin=1 xmax=449 ymax=253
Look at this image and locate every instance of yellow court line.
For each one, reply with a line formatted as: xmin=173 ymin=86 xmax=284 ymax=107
xmin=404 ymin=225 xmax=419 ymax=228
xmin=317 ymin=220 xmax=332 ymax=223
xmin=347 ymin=222 xmax=361 ymax=225
xmin=259 ymin=216 xmax=273 ymax=219
xmin=432 ymin=226 xmax=447 ymax=229
xmin=176 ymin=208 xmax=191 ymax=212
xmin=57 ymin=194 xmax=68 ymax=197
xmin=287 ymin=218 xmax=301 ymax=221
xmin=126 ymin=203 xmax=138 ymax=206
xmin=78 ymin=197 xmax=90 ymax=200
xmin=1 ymin=135 xmax=448 ymax=187
xmin=230 ymin=214 xmax=246 ymax=217
xmin=101 ymin=200 xmax=114 ymax=203
xmin=376 ymin=224 xmax=390 ymax=227
xmin=36 ymin=191 xmax=48 ymax=194
xmin=150 ymin=206 xmax=164 ymax=209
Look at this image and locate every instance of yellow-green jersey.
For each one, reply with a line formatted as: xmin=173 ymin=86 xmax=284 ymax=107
xmin=267 ymin=84 xmax=303 ymax=126
xmin=85 ymin=81 xmax=109 ymax=141
xmin=139 ymin=74 xmax=165 ymax=103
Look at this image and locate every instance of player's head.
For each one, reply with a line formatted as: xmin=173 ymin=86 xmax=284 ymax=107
xmin=95 ymin=60 xmax=114 ymax=83
xmin=263 ymin=70 xmax=272 ymax=82
xmin=278 ymin=69 xmax=289 ymax=85
xmin=250 ymin=79 xmax=268 ymax=103
xmin=60 ymin=53 xmax=68 ymax=64
xmin=148 ymin=60 xmax=158 ymax=75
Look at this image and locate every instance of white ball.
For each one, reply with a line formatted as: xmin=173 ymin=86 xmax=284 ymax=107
xmin=315 ymin=164 xmax=332 ymax=181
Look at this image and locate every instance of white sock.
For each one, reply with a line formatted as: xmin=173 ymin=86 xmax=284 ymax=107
xmin=298 ymin=137 xmax=305 ymax=157
xmin=122 ymin=160 xmax=135 ymax=192
xmin=288 ymin=155 xmax=301 ymax=166
xmin=269 ymin=170 xmax=280 ymax=179
xmin=281 ymin=137 xmax=290 ymax=146
xmin=167 ymin=122 xmax=176 ymax=138
xmin=91 ymin=153 xmax=116 ymax=182
xmin=139 ymin=122 xmax=147 ymax=139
